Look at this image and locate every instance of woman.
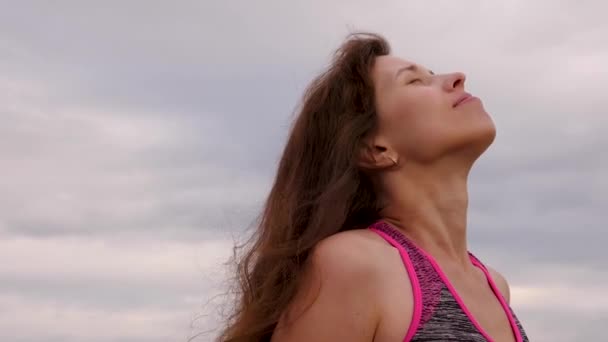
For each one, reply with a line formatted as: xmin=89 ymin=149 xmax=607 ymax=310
xmin=219 ymin=32 xmax=528 ymax=342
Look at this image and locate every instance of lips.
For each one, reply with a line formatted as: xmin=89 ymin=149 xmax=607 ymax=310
xmin=453 ymin=93 xmax=473 ymax=107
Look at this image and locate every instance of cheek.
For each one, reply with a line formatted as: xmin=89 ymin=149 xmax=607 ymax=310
xmin=392 ymin=89 xmax=445 ymax=119
xmin=381 ymin=108 xmax=433 ymax=157
xmin=385 ymin=92 xmax=452 ymax=157
xmin=390 ymin=91 xmax=445 ymax=134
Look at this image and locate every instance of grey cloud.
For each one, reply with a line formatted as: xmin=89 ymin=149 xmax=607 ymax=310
xmin=0 ymin=273 xmax=201 ymax=311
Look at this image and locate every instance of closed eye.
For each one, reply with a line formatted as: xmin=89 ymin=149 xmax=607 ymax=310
xmin=408 ymin=78 xmax=422 ymax=84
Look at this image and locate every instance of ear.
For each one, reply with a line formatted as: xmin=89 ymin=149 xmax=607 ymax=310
xmin=357 ymin=136 xmax=399 ymax=170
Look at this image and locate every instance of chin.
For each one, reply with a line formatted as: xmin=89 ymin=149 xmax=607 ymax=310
xmin=469 ymin=120 xmax=497 ymax=157
xmin=447 ymin=119 xmax=496 ymax=161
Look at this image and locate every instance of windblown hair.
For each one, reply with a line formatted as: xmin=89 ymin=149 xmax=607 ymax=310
xmin=219 ymin=32 xmax=391 ymax=341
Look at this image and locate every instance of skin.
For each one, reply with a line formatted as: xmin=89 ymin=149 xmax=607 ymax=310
xmin=272 ymin=56 xmax=516 ymax=342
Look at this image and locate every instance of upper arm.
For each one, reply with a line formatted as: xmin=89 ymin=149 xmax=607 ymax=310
xmin=487 ymin=267 xmax=511 ymax=304
xmin=272 ymin=233 xmax=381 ymax=342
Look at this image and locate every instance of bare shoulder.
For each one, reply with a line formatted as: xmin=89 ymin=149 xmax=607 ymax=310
xmin=486 ymin=266 xmax=511 ymax=304
xmin=312 ymin=229 xmax=391 ymax=270
xmin=272 ymin=229 xmax=390 ymax=342
xmin=302 ymin=228 xmax=391 ymax=298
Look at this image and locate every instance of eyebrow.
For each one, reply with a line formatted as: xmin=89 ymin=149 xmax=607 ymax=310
xmin=394 ymin=65 xmax=434 ymax=80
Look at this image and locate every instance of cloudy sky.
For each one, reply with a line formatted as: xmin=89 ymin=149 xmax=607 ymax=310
xmin=1 ymin=1 xmax=606 ymax=341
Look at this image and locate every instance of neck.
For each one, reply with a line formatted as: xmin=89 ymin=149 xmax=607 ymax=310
xmin=378 ymin=160 xmax=473 ymax=271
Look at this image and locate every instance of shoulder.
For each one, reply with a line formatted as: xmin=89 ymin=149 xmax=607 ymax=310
xmin=311 ymin=229 xmax=389 ymax=272
xmin=486 ymin=266 xmax=511 ymax=304
xmin=273 ymin=229 xmax=391 ymax=341
xmin=305 ymin=229 xmax=392 ymax=299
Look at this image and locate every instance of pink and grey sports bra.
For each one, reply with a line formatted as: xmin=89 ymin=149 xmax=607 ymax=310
xmin=369 ymin=220 xmax=529 ymax=342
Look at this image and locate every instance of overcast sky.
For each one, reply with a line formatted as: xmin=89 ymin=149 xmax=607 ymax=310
xmin=1 ymin=1 xmax=606 ymax=341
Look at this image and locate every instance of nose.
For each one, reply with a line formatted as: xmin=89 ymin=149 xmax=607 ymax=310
xmin=443 ymin=72 xmax=466 ymax=91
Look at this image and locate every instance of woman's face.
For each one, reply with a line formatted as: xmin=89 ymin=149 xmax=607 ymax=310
xmin=369 ymin=55 xmax=496 ymax=165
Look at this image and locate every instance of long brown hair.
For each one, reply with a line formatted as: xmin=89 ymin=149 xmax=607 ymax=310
xmin=219 ymin=32 xmax=391 ymax=341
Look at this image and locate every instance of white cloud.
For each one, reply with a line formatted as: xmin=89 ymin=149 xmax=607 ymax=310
xmin=0 ymin=293 xmax=194 ymax=342
xmin=0 ymin=235 xmax=231 ymax=280
xmin=513 ymin=285 xmax=608 ymax=313
xmin=0 ymin=235 xmax=234 ymax=341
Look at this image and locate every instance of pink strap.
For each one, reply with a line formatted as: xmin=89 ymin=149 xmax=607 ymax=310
xmin=369 ymin=228 xmax=422 ymax=342
xmin=470 ymin=256 xmax=524 ymax=342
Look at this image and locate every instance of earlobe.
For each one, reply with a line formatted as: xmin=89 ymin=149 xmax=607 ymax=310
xmin=357 ymin=132 xmax=401 ymax=170
xmin=356 ymin=144 xmax=378 ymax=170
xmin=387 ymin=155 xmax=398 ymax=167
xmin=357 ymin=143 xmax=399 ymax=170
